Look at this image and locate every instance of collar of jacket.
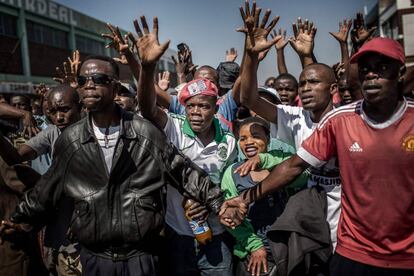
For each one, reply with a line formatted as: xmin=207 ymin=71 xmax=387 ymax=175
xmin=80 ymin=106 xmax=137 ymax=144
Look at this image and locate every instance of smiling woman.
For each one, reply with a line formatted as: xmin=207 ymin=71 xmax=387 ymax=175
xmin=238 ymin=118 xmax=269 ymax=159
xmin=221 ymin=116 xmax=307 ymax=276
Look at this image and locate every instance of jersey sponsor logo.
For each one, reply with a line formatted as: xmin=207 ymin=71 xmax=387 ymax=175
xmin=402 ymin=135 xmax=414 ymax=152
xmin=349 ymin=142 xmax=363 ymax=152
xmin=308 ymin=175 xmax=341 ymax=188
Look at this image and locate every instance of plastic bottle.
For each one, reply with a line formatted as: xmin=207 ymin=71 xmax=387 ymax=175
xmin=182 ymin=198 xmax=212 ymax=245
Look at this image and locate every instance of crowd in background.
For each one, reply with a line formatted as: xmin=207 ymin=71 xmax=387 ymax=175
xmin=0 ymin=1 xmax=413 ymax=276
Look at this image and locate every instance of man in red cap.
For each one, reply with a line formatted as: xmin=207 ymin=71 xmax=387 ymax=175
xmin=132 ymin=16 xmax=236 ymax=276
xmin=221 ymin=37 xmax=413 ymax=275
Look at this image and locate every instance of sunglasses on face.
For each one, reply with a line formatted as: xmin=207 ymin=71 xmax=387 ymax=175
xmin=77 ymin=74 xmax=115 ymax=87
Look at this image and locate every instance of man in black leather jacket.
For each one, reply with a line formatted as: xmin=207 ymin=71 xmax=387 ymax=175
xmin=0 ymin=56 xmax=224 ymax=276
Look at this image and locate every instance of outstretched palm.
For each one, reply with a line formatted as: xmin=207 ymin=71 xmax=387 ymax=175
xmin=292 ymin=33 xmax=313 ymax=56
xmin=329 ymin=19 xmax=352 ymax=44
xmin=53 ymin=50 xmax=80 ymax=88
xmin=289 ymin=17 xmax=316 ymax=57
xmin=351 ymin=13 xmax=376 ymax=47
xmin=133 ymin=16 xmax=170 ymax=66
xmin=273 ymin=29 xmax=288 ymax=50
xmin=102 ymin=24 xmax=131 ymax=64
xmin=237 ymin=1 xmax=280 ymax=55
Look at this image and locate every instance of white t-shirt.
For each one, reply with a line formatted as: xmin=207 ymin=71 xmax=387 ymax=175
xmin=92 ymin=120 xmax=120 ymax=173
xmin=164 ymin=114 xmax=237 ymax=236
xmin=271 ymin=104 xmax=341 ymax=249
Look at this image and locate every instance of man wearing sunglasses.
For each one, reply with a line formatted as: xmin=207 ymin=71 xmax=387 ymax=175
xmin=1 ymin=55 xmax=228 ymax=276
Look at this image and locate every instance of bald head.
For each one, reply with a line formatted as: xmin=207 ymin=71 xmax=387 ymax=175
xmin=298 ymin=63 xmax=336 ymax=114
xmin=47 ymin=84 xmax=80 ymax=106
xmin=302 ymin=63 xmax=337 ymax=84
xmin=46 ymin=84 xmax=81 ymax=129
xmin=194 ymin=65 xmax=219 ymax=87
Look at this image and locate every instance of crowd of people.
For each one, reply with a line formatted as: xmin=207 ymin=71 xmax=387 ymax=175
xmin=0 ymin=1 xmax=413 ymax=276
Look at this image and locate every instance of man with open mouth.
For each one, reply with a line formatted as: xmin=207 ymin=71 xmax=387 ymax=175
xmin=221 ymin=37 xmax=414 ymax=276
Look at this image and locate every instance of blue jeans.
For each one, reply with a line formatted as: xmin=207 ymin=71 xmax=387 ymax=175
xmin=165 ymin=225 xmax=233 ymax=276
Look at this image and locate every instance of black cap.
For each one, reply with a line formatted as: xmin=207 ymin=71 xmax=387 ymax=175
xmin=216 ymin=62 xmax=240 ymax=89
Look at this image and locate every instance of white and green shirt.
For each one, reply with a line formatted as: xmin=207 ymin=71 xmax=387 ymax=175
xmin=164 ymin=114 xmax=237 ymax=236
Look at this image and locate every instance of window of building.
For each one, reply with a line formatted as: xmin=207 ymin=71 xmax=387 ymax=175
xmin=158 ymin=60 xmax=165 ymax=71
xmin=167 ymin=61 xmax=175 ymax=73
xmin=26 ymin=20 xmax=68 ymax=49
xmin=381 ymin=14 xmax=398 ymax=40
xmin=0 ymin=13 xmax=17 ymax=37
xmin=76 ymin=35 xmax=105 ymax=55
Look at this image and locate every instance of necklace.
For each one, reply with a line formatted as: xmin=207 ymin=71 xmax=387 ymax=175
xmin=104 ymin=127 xmax=109 ymax=149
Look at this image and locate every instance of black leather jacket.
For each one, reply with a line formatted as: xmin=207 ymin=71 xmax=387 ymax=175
xmin=11 ymin=110 xmax=223 ymax=250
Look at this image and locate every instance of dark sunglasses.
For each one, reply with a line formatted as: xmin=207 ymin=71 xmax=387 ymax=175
xmin=77 ymin=74 xmax=114 ymax=87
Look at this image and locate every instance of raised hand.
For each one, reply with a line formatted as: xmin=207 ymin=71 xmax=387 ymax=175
xmin=289 ymin=17 xmax=317 ymax=57
xmin=132 ymin=16 xmax=170 ymax=66
xmin=272 ymin=29 xmax=288 ymax=50
xmin=173 ymin=48 xmax=194 ymax=75
xmin=69 ymin=50 xmax=80 ymax=78
xmin=179 ymin=47 xmax=198 ymax=74
xmin=329 ymin=19 xmax=352 ymax=44
xmin=237 ymin=0 xmax=281 ymax=55
xmin=351 ymin=12 xmax=376 ymax=49
xmin=103 ymin=24 xmax=132 ymax=64
xmin=158 ymin=71 xmax=170 ymax=91
xmin=258 ymin=48 xmax=271 ymax=62
xmin=226 ymin=48 xmax=238 ymax=62
xmin=53 ymin=50 xmax=80 ymax=88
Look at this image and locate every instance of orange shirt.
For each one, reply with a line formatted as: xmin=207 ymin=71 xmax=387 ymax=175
xmin=297 ymin=99 xmax=414 ymax=269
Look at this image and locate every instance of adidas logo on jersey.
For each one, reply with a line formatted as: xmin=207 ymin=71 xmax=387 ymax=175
xmin=349 ymin=142 xmax=363 ymax=152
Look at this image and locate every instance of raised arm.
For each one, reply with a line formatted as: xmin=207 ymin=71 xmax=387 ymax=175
xmin=225 ymin=48 xmax=238 ymax=62
xmin=329 ymin=19 xmax=352 ymax=64
xmin=350 ymin=12 xmax=377 ymax=54
xmin=289 ymin=17 xmax=317 ymax=68
xmin=238 ymin=0 xmax=281 ymax=123
xmin=103 ymin=24 xmax=142 ymax=82
xmin=272 ymin=29 xmax=289 ymax=74
xmin=134 ymin=16 xmax=170 ymax=129
xmin=53 ymin=50 xmax=81 ymax=88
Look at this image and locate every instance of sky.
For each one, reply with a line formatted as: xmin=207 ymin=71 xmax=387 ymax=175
xmin=55 ymin=0 xmax=377 ymax=84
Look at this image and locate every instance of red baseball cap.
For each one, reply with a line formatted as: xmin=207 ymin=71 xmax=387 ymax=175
xmin=178 ymin=78 xmax=218 ymax=106
xmin=350 ymin=37 xmax=405 ymax=64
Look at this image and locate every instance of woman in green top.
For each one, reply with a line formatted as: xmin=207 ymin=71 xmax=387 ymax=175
xmin=221 ymin=117 xmax=307 ymax=276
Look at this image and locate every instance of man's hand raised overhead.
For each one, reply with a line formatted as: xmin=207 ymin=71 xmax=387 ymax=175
xmin=351 ymin=12 xmax=376 ymax=52
xmin=237 ymin=0 xmax=281 ymax=55
xmin=289 ymin=17 xmax=316 ymax=57
xmin=134 ymin=16 xmax=170 ymax=67
xmin=53 ymin=50 xmax=80 ymax=88
xmin=329 ymin=19 xmax=352 ymax=44
xmin=102 ymin=24 xmax=132 ymax=64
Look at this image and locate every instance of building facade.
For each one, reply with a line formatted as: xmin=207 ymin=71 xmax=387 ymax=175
xmin=366 ymin=0 xmax=414 ymax=65
xmin=0 ymin=0 xmax=177 ymax=94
